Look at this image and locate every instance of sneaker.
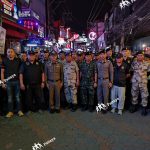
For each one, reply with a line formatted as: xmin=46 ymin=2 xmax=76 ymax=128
xmin=118 ymin=110 xmax=123 ymax=115
xmin=6 ymin=112 xmax=14 ymax=118
xmin=18 ymin=111 xmax=24 ymax=117
xmin=111 ymin=108 xmax=116 ymax=113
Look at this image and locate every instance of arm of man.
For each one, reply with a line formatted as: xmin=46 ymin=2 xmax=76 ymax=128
xmin=109 ymin=61 xmax=114 ymax=88
xmin=19 ymin=63 xmax=25 ymax=90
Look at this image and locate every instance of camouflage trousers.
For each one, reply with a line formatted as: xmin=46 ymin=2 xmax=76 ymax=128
xmin=80 ymin=85 xmax=95 ymax=106
xmin=131 ymin=82 xmax=149 ymax=107
xmin=64 ymin=85 xmax=77 ymax=104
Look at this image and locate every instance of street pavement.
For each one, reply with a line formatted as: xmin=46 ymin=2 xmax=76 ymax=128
xmin=0 ymin=109 xmax=150 ymax=150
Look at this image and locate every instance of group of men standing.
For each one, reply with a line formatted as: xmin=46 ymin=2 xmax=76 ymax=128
xmin=0 ymin=46 xmax=150 ymax=118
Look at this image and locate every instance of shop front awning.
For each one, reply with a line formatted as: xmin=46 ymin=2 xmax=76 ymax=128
xmin=2 ymin=18 xmax=38 ymax=38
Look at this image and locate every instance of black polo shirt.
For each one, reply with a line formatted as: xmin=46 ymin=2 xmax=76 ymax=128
xmin=1 ymin=57 xmax=21 ymax=81
xmin=113 ymin=62 xmax=129 ymax=87
xmin=19 ymin=60 xmax=44 ymax=85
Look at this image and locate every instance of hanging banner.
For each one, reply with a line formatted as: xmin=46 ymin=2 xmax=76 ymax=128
xmin=0 ymin=26 xmax=6 ymax=54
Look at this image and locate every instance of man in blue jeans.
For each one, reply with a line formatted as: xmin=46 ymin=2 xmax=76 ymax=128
xmin=1 ymin=48 xmax=24 ymax=118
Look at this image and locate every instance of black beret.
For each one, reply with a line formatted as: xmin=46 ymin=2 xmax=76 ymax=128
xmin=27 ymin=50 xmax=35 ymax=55
xmin=85 ymin=51 xmax=92 ymax=55
xmin=122 ymin=48 xmax=128 ymax=51
xmin=136 ymin=51 xmax=144 ymax=56
xmin=94 ymin=51 xmax=101 ymax=56
xmin=116 ymin=53 xmax=123 ymax=59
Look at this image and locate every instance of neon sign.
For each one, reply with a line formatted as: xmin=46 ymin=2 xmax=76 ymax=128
xmin=119 ymin=0 xmax=136 ymax=9
xmin=0 ymin=0 xmax=18 ymax=19
xmin=89 ymin=32 xmax=97 ymax=41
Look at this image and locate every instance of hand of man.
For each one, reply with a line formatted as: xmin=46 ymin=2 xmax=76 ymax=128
xmin=41 ymin=82 xmax=45 ymax=88
xmin=108 ymin=82 xmax=113 ymax=88
xmin=20 ymin=83 xmax=25 ymax=90
xmin=94 ymin=82 xmax=97 ymax=88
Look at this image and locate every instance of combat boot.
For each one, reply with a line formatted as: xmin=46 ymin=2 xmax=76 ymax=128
xmin=141 ymin=107 xmax=147 ymax=116
xmin=129 ymin=104 xmax=137 ymax=113
xmin=71 ymin=104 xmax=77 ymax=112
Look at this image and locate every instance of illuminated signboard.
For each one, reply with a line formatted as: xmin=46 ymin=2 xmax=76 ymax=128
xmin=18 ymin=9 xmax=40 ymax=21
xmin=89 ymin=32 xmax=97 ymax=41
xmin=0 ymin=0 xmax=18 ymax=19
xmin=38 ymin=25 xmax=44 ymax=38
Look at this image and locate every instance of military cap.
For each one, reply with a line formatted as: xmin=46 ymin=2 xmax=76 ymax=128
xmin=65 ymin=51 xmax=72 ymax=56
xmin=116 ymin=53 xmax=123 ymax=59
xmin=105 ymin=47 xmax=112 ymax=52
xmin=94 ymin=51 xmax=101 ymax=56
xmin=27 ymin=50 xmax=35 ymax=55
xmin=99 ymin=49 xmax=106 ymax=54
xmin=136 ymin=51 xmax=144 ymax=56
xmin=59 ymin=50 xmax=65 ymax=54
xmin=21 ymin=50 xmax=26 ymax=54
xmin=50 ymin=50 xmax=57 ymax=55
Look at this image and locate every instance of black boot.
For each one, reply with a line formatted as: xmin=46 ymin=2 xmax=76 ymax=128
xmin=89 ymin=105 xmax=94 ymax=112
xmin=71 ymin=104 xmax=77 ymax=112
xmin=129 ymin=104 xmax=137 ymax=113
xmin=81 ymin=105 xmax=88 ymax=111
xmin=141 ymin=107 xmax=147 ymax=116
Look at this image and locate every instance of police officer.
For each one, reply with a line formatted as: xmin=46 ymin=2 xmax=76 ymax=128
xmin=96 ymin=49 xmax=114 ymax=113
xmin=19 ymin=50 xmax=45 ymax=114
xmin=106 ymin=47 xmax=115 ymax=65
xmin=80 ymin=51 xmax=97 ymax=112
xmin=130 ymin=51 xmax=150 ymax=116
xmin=63 ymin=51 xmax=79 ymax=112
xmin=111 ymin=53 xmax=130 ymax=115
xmin=45 ymin=51 xmax=63 ymax=113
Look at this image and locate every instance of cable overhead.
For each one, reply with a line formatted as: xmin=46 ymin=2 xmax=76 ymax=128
xmin=89 ymin=0 xmax=102 ymax=22
xmin=87 ymin=0 xmax=98 ymax=22
xmin=93 ymin=1 xmax=105 ymax=22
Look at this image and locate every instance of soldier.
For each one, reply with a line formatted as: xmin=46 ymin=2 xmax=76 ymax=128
xmin=130 ymin=51 xmax=150 ymax=116
xmin=1 ymin=48 xmax=24 ymax=118
xmin=45 ymin=51 xmax=63 ymax=113
xmin=63 ymin=51 xmax=79 ymax=112
xmin=19 ymin=50 xmax=45 ymax=114
xmin=71 ymin=50 xmax=78 ymax=62
xmin=59 ymin=50 xmax=66 ymax=64
xmin=111 ymin=53 xmax=130 ymax=115
xmin=96 ymin=49 xmax=114 ymax=113
xmin=80 ymin=51 xmax=97 ymax=112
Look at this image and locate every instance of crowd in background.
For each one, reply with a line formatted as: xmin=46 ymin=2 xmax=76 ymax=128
xmin=0 ymin=47 xmax=150 ymax=118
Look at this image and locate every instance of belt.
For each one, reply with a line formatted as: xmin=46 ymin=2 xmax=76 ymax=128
xmin=98 ymin=77 xmax=109 ymax=80
xmin=48 ymin=79 xmax=60 ymax=82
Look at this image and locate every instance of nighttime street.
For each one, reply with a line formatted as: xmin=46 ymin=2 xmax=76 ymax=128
xmin=0 ymin=0 xmax=150 ymax=150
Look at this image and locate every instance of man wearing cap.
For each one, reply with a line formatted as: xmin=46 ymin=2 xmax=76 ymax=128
xmin=63 ymin=51 xmax=79 ymax=112
xmin=96 ymin=49 xmax=114 ymax=113
xmin=59 ymin=50 xmax=66 ymax=64
xmin=130 ymin=51 xmax=150 ymax=116
xmin=80 ymin=51 xmax=97 ymax=112
xmin=19 ymin=50 xmax=45 ymax=114
xmin=122 ymin=48 xmax=133 ymax=110
xmin=111 ymin=53 xmax=130 ymax=115
xmin=45 ymin=51 xmax=63 ymax=113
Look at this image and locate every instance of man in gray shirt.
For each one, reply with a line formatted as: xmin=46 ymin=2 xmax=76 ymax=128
xmin=96 ymin=49 xmax=114 ymax=113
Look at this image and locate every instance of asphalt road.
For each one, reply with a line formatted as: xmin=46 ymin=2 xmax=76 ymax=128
xmin=0 ymin=109 xmax=150 ymax=150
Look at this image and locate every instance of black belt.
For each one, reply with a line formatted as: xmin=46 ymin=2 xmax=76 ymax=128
xmin=98 ymin=77 xmax=108 ymax=80
xmin=48 ymin=79 xmax=60 ymax=82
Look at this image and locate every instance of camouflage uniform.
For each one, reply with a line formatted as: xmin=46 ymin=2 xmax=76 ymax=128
xmin=131 ymin=60 xmax=150 ymax=107
xmin=63 ymin=61 xmax=79 ymax=105
xmin=80 ymin=60 xmax=97 ymax=108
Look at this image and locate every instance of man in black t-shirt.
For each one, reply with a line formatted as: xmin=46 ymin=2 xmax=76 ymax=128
xmin=19 ymin=50 xmax=45 ymax=113
xmin=1 ymin=48 xmax=24 ymax=118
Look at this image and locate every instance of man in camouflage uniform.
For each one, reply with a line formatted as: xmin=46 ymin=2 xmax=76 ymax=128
xmin=130 ymin=51 xmax=150 ymax=116
xmin=63 ymin=51 xmax=79 ymax=112
xmin=80 ymin=51 xmax=97 ymax=112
